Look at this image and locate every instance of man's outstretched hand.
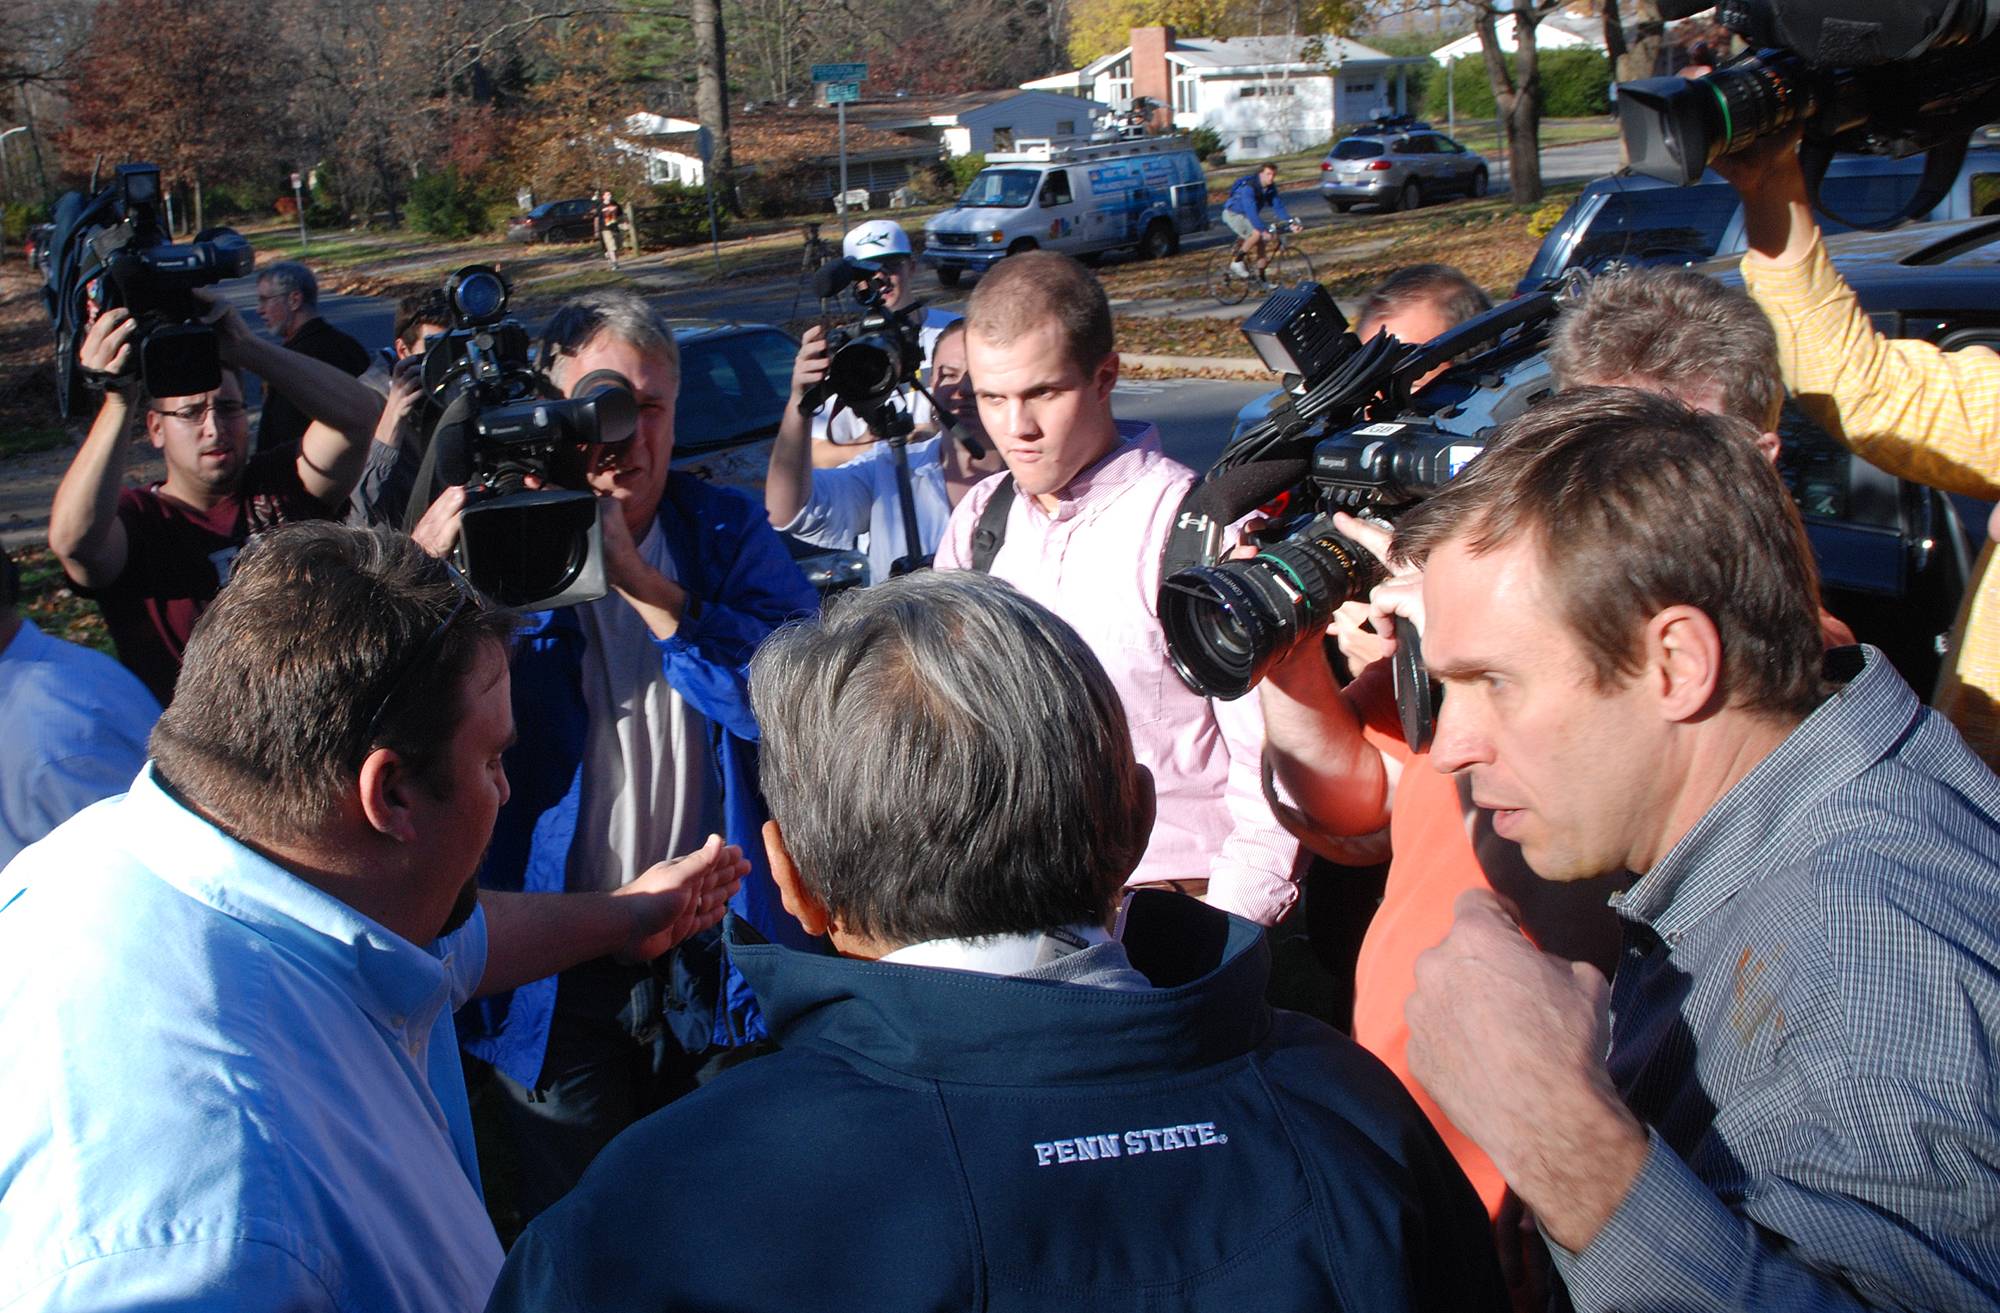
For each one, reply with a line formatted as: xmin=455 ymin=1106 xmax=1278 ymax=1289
xmin=612 ymin=834 xmax=750 ymax=963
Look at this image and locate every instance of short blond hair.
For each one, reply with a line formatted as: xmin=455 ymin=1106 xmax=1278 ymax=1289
xmin=1548 ymin=268 xmax=1782 ymax=431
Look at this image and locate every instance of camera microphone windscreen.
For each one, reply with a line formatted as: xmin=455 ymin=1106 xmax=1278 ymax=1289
xmin=1196 ymin=459 xmax=1311 ymax=526
xmin=812 ymin=256 xmax=865 ymax=301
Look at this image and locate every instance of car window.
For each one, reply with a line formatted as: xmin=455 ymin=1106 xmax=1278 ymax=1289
xmin=1040 ymin=169 xmax=1073 ymax=207
xmin=675 ymin=332 xmax=795 ymax=452
xmin=1569 ymin=183 xmax=1740 ymax=271
xmin=1435 ymin=136 xmax=1466 ymax=154
xmin=1816 ymin=170 xmax=1927 ymax=232
xmin=1405 ymin=136 xmax=1434 ymax=154
xmin=959 ymin=169 xmax=1040 ymax=208
xmin=1331 ymin=140 xmax=1384 ymax=160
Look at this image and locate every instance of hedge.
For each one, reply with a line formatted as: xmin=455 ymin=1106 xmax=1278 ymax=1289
xmin=408 ymin=167 xmax=491 ymax=239
xmin=1441 ymin=47 xmax=1610 ymax=119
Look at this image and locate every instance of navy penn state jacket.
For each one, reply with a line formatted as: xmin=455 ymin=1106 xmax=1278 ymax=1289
xmin=487 ymin=896 xmax=1506 ymax=1312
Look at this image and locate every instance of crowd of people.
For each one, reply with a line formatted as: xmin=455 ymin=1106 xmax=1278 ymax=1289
xmin=2 ymin=137 xmax=2000 ymax=1313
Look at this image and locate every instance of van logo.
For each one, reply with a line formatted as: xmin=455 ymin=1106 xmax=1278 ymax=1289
xmin=1033 ymin=1122 xmax=1228 ymax=1166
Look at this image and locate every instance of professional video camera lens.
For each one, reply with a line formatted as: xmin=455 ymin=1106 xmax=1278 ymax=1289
xmin=1159 ymin=517 xmax=1383 ymax=700
xmin=444 ymin=265 xmax=510 ymax=328
xmin=826 ymin=333 xmax=905 ymax=410
xmin=1618 ymin=49 xmax=1822 ymax=186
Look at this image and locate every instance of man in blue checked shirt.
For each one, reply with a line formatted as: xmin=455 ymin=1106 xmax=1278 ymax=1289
xmin=1222 ymin=162 xmax=1298 ymax=287
xmin=1390 ymin=387 xmax=2000 ymax=1311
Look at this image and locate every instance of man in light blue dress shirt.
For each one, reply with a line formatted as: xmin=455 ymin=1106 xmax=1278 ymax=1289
xmin=0 ymin=524 xmax=747 ymax=1312
xmin=0 ymin=553 xmax=159 ymax=868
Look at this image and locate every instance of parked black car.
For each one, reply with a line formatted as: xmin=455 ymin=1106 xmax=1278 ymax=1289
xmin=506 ymin=197 xmax=599 ymax=244
xmin=1516 ymin=137 xmax=2000 ymax=294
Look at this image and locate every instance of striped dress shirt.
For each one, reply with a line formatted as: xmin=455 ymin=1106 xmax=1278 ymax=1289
xmin=1553 ymin=646 xmax=2000 ymax=1311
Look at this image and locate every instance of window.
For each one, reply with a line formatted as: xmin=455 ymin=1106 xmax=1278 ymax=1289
xmin=1238 ymin=83 xmax=1297 ymax=98
xmin=1240 ymin=134 xmax=1261 ymax=150
xmin=958 ymin=168 xmax=1040 ymax=208
xmin=1436 ymin=136 xmax=1467 ymax=154
xmin=1174 ymin=71 xmax=1199 ymax=112
xmin=1039 ymin=169 xmax=1073 ymax=207
xmin=1103 ymin=55 xmax=1132 ymax=109
xmin=1331 ymin=140 xmax=1384 ymax=159
xmin=1348 ymin=81 xmax=1376 ymax=93
xmin=992 ymin=127 xmax=1015 ymax=151
xmin=1055 ymin=119 xmax=1076 ymax=136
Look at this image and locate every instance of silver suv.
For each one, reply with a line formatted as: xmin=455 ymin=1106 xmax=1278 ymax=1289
xmin=1319 ymin=129 xmax=1490 ymax=213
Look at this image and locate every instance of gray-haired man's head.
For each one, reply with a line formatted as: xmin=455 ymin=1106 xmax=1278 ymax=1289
xmin=750 ymin=572 xmax=1155 ymax=949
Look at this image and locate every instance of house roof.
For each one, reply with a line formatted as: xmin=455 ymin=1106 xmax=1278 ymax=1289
xmin=1081 ymin=33 xmax=1426 ymax=79
xmin=724 ymin=106 xmax=945 ymax=169
xmin=1430 ymin=12 xmax=1607 ymax=63
xmin=833 ymin=88 xmax=1108 ymax=130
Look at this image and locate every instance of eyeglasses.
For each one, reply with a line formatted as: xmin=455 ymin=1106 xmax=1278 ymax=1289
xmin=153 ymin=400 xmax=250 ymax=426
xmin=360 ymin=564 xmax=480 ymax=751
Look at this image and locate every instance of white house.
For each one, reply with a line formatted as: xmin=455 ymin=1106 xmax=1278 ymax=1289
xmin=837 ymin=89 xmax=1112 ymax=158
xmin=1068 ymin=27 xmax=1430 ymax=161
xmin=617 ymin=112 xmax=708 ymax=186
xmin=1429 ymin=12 xmax=1607 ymax=64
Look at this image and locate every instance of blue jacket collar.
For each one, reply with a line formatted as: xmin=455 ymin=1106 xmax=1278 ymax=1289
xmin=724 ymin=908 xmax=1272 ymax=1087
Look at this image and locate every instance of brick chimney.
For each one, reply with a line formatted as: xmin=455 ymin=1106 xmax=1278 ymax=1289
xmin=1129 ymin=25 xmax=1176 ymax=131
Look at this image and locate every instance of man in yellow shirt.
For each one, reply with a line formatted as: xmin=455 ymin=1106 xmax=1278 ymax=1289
xmin=1717 ymin=134 xmax=2000 ymax=767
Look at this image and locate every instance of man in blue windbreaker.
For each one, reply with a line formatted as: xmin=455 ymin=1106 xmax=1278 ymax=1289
xmin=1223 ymin=161 xmax=1298 ymax=288
xmin=487 ymin=571 xmax=1506 ymax=1313
xmin=414 ymin=290 xmax=818 ymax=1222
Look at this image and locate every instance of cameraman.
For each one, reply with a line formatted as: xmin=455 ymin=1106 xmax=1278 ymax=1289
xmin=1714 ymin=131 xmax=2000 ymax=769
xmin=766 ymin=319 xmax=1006 ymax=583
xmin=806 ymin=219 xmax=960 ymax=467
xmin=49 ymin=291 xmax=383 ymax=706
xmin=935 ymin=252 xmax=1300 ymax=925
xmin=349 ymin=292 xmax=453 ymax=530
xmin=411 ymin=290 xmax=818 ymax=1219
xmin=254 ymin=261 xmax=372 ymax=454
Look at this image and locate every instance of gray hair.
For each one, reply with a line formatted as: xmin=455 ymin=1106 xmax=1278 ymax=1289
xmin=541 ymin=289 xmax=681 ymax=390
xmin=1548 ymin=267 xmax=1783 ymax=432
xmin=1357 ymin=263 xmax=1491 ymax=338
xmin=259 ymin=261 xmax=319 ymax=308
xmin=750 ymin=571 xmax=1152 ymax=945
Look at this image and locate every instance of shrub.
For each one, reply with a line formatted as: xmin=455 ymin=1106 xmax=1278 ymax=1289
xmin=638 ymin=180 xmax=728 ymax=246
xmin=407 ymin=167 xmax=490 ymax=239
xmin=736 ymin=170 xmax=818 ymax=218
xmin=948 ymin=153 xmax=987 ymax=191
xmin=1528 ymin=196 xmax=1572 ymax=236
xmin=2 ymin=199 xmax=49 ymax=242
xmin=1446 ymin=47 xmax=1609 ymax=119
xmin=203 ymin=180 xmax=282 ymax=223
xmin=1189 ymin=125 xmax=1223 ymax=160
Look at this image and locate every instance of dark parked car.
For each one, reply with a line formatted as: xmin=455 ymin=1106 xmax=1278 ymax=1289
xmin=1515 ymin=137 xmax=2000 ymax=294
xmin=506 ymin=197 xmax=598 ymax=244
xmin=1320 ymin=129 xmax=1489 ymax=213
xmin=667 ymin=319 xmax=798 ymax=489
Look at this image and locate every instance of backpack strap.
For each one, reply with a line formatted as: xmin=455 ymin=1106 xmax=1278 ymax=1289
xmin=969 ymin=476 xmax=1018 ymax=574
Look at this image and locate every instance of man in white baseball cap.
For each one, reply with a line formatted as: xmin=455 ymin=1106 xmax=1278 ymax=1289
xmin=792 ymin=219 xmax=960 ymax=466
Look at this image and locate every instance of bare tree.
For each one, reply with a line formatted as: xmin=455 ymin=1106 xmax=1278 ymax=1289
xmin=1469 ymin=0 xmax=1562 ymax=205
xmin=691 ymin=0 xmax=732 ymax=203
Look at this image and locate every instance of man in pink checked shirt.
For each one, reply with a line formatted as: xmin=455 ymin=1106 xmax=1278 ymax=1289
xmin=933 ymin=252 xmax=1300 ymax=925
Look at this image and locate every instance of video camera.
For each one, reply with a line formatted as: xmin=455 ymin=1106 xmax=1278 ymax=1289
xmin=41 ymin=162 xmax=256 ymax=415
xmin=1158 ymin=281 xmax=1571 ymax=741
xmin=411 ymin=265 xmax=638 ymax=610
xmin=1617 ymin=0 xmax=2000 ymax=227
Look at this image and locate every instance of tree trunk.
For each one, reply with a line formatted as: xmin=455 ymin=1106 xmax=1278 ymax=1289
xmin=1473 ymin=6 xmax=1545 ymax=206
xmin=692 ymin=0 xmax=735 ymax=212
xmin=1602 ymin=0 xmax=1627 ymax=67
xmin=194 ymin=173 xmax=204 ymax=232
xmin=1617 ymin=0 xmax=1663 ymax=83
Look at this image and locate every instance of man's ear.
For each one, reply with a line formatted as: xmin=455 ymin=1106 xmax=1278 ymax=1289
xmin=1092 ymin=348 xmax=1120 ymax=404
xmin=143 ymin=410 xmax=168 ymax=453
xmin=1646 ymin=605 xmax=1726 ymax=722
xmin=357 ymin=747 xmax=421 ymax=843
xmin=1131 ymin=763 xmax=1158 ymax=853
xmin=764 ymin=820 xmax=831 ymax=936
xmin=1756 ymin=430 xmax=1782 ymax=463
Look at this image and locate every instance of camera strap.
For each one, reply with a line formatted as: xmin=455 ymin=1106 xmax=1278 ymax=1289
xmin=967 ymin=474 xmax=1217 ymax=580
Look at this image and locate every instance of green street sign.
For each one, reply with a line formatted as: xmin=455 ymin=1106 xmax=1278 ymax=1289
xmin=811 ymin=62 xmax=868 ymax=83
xmin=825 ymin=81 xmax=862 ymax=104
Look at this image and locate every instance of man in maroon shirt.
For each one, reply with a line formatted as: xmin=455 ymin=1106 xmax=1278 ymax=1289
xmin=49 ymin=290 xmax=381 ymax=705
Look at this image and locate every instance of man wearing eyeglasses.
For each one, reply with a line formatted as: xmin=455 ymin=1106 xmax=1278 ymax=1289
xmin=48 ymin=289 xmax=382 ymax=706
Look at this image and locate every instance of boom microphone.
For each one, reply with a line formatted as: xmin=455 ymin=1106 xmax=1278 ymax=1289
xmin=1196 ymin=459 xmax=1311 ymax=526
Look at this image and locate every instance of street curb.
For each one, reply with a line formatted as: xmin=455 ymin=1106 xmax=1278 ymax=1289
xmin=1119 ymin=352 xmax=1276 ymax=378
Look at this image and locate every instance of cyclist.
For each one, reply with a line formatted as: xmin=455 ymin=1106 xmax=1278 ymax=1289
xmin=1223 ymin=163 xmax=1299 ymax=286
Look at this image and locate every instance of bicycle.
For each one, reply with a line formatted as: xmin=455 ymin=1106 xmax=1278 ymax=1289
xmin=789 ymin=221 xmax=841 ymax=321
xmin=1208 ymin=220 xmax=1312 ymax=306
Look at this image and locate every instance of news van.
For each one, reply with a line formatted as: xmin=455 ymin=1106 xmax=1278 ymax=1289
xmin=921 ymin=135 xmax=1209 ymax=286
